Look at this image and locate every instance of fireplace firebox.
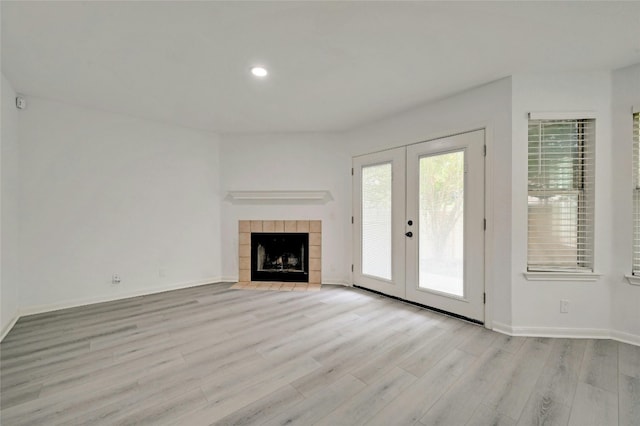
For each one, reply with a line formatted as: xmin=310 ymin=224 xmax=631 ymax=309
xmin=251 ymin=233 xmax=309 ymax=282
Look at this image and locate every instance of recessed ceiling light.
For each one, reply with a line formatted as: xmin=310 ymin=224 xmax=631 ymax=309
xmin=251 ymin=66 xmax=268 ymax=77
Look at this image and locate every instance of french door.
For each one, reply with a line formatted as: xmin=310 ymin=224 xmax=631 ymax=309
xmin=353 ymin=147 xmax=406 ymax=298
xmin=353 ymin=130 xmax=485 ymax=322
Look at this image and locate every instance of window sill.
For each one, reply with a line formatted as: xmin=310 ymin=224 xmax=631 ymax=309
xmin=524 ymin=271 xmax=601 ymax=282
xmin=624 ymin=275 xmax=640 ymax=286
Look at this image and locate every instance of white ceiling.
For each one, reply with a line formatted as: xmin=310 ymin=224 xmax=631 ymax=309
xmin=2 ymin=1 xmax=639 ymax=133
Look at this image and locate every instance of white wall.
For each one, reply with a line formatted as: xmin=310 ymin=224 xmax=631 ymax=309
xmin=510 ymin=72 xmax=614 ymax=334
xmin=5 ymin=67 xmax=638 ymax=344
xmin=1 ymin=74 xmax=21 ymax=335
xmin=344 ymin=78 xmax=513 ymax=327
xmin=17 ymin=98 xmax=222 ymax=310
xmin=220 ymin=133 xmax=351 ymax=284
xmin=611 ymin=63 xmax=640 ymax=341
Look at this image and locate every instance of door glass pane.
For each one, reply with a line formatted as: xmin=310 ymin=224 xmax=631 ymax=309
xmin=362 ymin=163 xmax=392 ymax=280
xmin=419 ymin=151 xmax=464 ymax=296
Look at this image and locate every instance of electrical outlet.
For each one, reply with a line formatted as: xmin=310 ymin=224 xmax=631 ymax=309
xmin=112 ymin=274 xmax=121 ymax=284
xmin=560 ymin=300 xmax=569 ymax=313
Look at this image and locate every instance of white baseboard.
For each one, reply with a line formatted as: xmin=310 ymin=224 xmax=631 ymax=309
xmin=491 ymin=321 xmax=514 ymax=336
xmin=220 ymin=276 xmax=238 ymax=283
xmin=322 ymin=279 xmax=350 ymax=286
xmin=610 ymin=329 xmax=640 ymax=346
xmin=18 ymin=277 xmax=224 ymax=318
xmin=492 ymin=321 xmax=640 ymax=346
xmin=0 ymin=311 xmax=20 ymax=342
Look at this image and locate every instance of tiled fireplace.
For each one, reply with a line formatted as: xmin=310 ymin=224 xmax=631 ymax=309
xmin=236 ymin=220 xmax=321 ymax=290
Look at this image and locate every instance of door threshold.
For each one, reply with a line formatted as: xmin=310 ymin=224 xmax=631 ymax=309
xmin=353 ymin=285 xmax=484 ymax=326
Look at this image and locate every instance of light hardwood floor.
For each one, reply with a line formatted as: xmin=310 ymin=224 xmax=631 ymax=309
xmin=1 ymin=283 xmax=638 ymax=425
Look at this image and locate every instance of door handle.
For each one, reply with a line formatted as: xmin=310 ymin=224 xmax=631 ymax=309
xmin=405 ymin=231 xmax=413 ymax=237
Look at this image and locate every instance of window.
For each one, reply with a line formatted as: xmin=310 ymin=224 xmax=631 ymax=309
xmin=633 ymin=112 xmax=640 ymax=274
xmin=527 ymin=118 xmax=595 ymax=272
xmin=361 ymin=163 xmax=392 ymax=280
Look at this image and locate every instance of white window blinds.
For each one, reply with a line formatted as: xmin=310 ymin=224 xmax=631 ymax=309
xmin=632 ymin=112 xmax=640 ymax=274
xmin=527 ymin=119 xmax=595 ymax=272
xmin=361 ymin=163 xmax=393 ymax=280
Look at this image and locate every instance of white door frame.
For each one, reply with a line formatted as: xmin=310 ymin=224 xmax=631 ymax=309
xmin=352 ymin=125 xmax=494 ymax=329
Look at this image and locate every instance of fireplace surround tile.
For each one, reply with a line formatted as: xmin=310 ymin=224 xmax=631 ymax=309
xmin=239 ymin=244 xmax=250 ymax=258
xmin=284 ymin=220 xmax=297 ymax=233
xmin=309 ymin=232 xmax=322 ymax=246
xmin=310 ymin=220 xmax=321 ymax=233
xmin=309 ymin=258 xmax=321 ymax=271
xmin=239 ymin=256 xmax=251 ymax=270
xmin=292 ymin=284 xmax=309 ymax=292
xmin=239 ymin=220 xmax=251 ymax=233
xmin=309 ymin=270 xmax=321 ymax=284
xmin=309 ymin=245 xmax=321 ymax=259
xmin=237 ymin=219 xmax=322 ymax=289
xmin=262 ymin=220 xmax=276 ymax=232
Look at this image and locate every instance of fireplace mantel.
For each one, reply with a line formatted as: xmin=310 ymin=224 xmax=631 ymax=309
xmin=226 ymin=190 xmax=332 ymax=204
